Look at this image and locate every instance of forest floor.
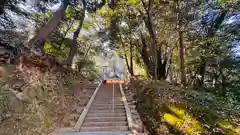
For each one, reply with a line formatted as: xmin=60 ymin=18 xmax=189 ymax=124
xmin=0 ymin=64 xmax=95 ymax=135
xmin=130 ymin=78 xmax=240 ymax=135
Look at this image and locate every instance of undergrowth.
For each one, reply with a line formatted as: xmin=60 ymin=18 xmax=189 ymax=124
xmin=131 ymin=79 xmax=240 ymax=135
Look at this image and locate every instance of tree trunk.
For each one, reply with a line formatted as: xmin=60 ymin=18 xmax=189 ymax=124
xmin=66 ymin=4 xmax=85 ymax=66
xmin=156 ymin=50 xmax=167 ymax=80
xmin=59 ymin=20 xmax=74 ymax=49
xmin=66 ymin=41 xmax=78 ymax=67
xmin=28 ymin=0 xmax=69 ymax=47
xmin=78 ymin=45 xmax=91 ymax=72
xmin=124 ymin=54 xmax=131 ymax=76
xmin=129 ymin=40 xmax=134 ymax=76
xmin=39 ymin=40 xmax=45 ymax=51
xmin=143 ymin=16 xmax=158 ymax=81
xmin=208 ymin=9 xmax=227 ymax=36
xmin=145 ymin=16 xmax=158 ymax=81
xmin=108 ymin=0 xmax=118 ymax=47
xmin=219 ymin=68 xmax=227 ymax=96
xmin=179 ymin=31 xmax=186 ymax=86
xmin=196 ymin=58 xmax=206 ymax=86
xmin=119 ymin=33 xmax=132 ymax=76
xmin=122 ymin=43 xmax=131 ymax=75
xmin=176 ymin=0 xmax=186 ymax=87
xmin=139 ymin=33 xmax=151 ymax=77
xmin=141 ymin=0 xmax=157 ymax=81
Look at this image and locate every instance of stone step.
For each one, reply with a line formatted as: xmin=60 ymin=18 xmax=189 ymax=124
xmin=95 ymin=96 xmax=122 ymax=98
xmin=94 ymin=101 xmax=123 ymax=103
xmin=94 ymin=98 xmax=123 ymax=101
xmin=89 ymin=106 xmax=125 ymax=110
xmin=80 ymin=126 xmax=128 ymax=132
xmin=91 ymin=103 xmax=124 ymax=106
xmin=87 ymin=112 xmax=126 ymax=117
xmin=93 ymin=101 xmax=124 ymax=104
xmin=92 ymin=103 xmax=124 ymax=106
xmin=84 ymin=116 xmax=127 ymax=122
xmin=89 ymin=109 xmax=126 ymax=113
xmin=93 ymin=101 xmax=123 ymax=104
xmin=95 ymin=96 xmax=122 ymax=97
xmin=64 ymin=132 xmax=129 ymax=135
xmin=89 ymin=108 xmax=125 ymax=112
xmin=82 ymin=121 xmax=128 ymax=127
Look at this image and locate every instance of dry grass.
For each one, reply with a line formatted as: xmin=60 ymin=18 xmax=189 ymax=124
xmin=0 ymin=64 xmax=88 ymax=135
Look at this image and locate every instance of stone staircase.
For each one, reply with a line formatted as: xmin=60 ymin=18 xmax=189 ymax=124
xmin=80 ymin=84 xmax=129 ymax=133
xmin=51 ymin=83 xmax=148 ymax=135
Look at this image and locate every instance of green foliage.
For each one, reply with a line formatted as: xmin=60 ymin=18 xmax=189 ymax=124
xmin=64 ymin=8 xmax=72 ymax=20
xmin=97 ymin=8 xmax=114 ymax=17
xmin=43 ymin=42 xmax=68 ymax=60
xmin=82 ymin=20 xmax=95 ymax=30
xmin=77 ymin=59 xmax=100 ymax=81
xmin=127 ymin=0 xmax=139 ymax=5
xmin=132 ymin=80 xmax=240 ymax=135
xmin=45 ymin=11 xmax=53 ymax=18
xmin=1 ymin=0 xmax=240 ymax=134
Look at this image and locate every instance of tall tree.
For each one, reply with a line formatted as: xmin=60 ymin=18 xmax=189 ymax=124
xmin=176 ymin=0 xmax=186 ymax=86
xmin=65 ymin=0 xmax=106 ymax=66
xmin=140 ymin=0 xmax=158 ymax=80
xmin=28 ymin=0 xmax=69 ymax=48
xmin=119 ymin=33 xmax=132 ymax=76
xmin=108 ymin=0 xmax=119 ymax=48
xmin=66 ymin=0 xmax=86 ymax=66
xmin=195 ymin=7 xmax=228 ymax=87
xmin=129 ymin=38 xmax=134 ymax=76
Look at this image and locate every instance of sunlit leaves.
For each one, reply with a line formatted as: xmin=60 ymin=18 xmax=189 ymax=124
xmin=82 ymin=21 xmax=91 ymax=30
xmin=44 ymin=42 xmax=68 ymax=60
xmin=64 ymin=8 xmax=72 ymax=20
xmin=217 ymin=0 xmax=235 ymax=4
xmin=127 ymin=0 xmax=139 ymax=5
xmin=45 ymin=11 xmax=52 ymax=18
xmin=104 ymin=18 xmax=111 ymax=27
xmin=97 ymin=8 xmax=114 ymax=17
xmin=64 ymin=6 xmax=84 ymax=21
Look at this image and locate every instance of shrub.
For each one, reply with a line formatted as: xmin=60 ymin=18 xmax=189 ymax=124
xmin=132 ymin=80 xmax=240 ymax=135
